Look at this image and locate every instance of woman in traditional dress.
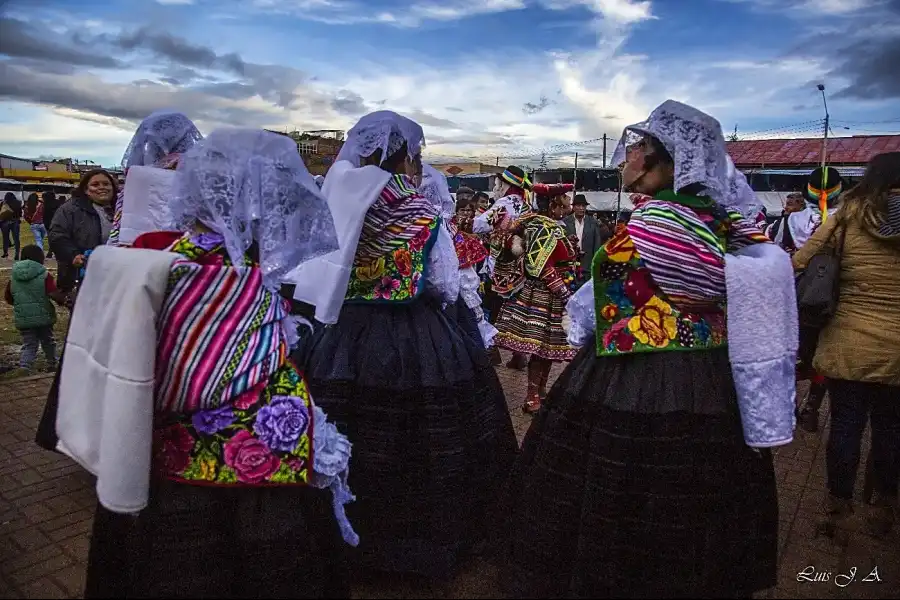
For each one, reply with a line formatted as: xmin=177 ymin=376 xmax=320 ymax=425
xmin=493 ymin=184 xmax=578 ymax=412
xmin=419 ymin=163 xmax=496 ymax=350
xmin=54 ymin=128 xmax=357 ymax=598
xmin=293 ymin=111 xmax=517 ymax=579
xmin=108 ymin=110 xmax=203 ymax=247
xmin=475 ymin=166 xmax=533 ymax=368
xmin=502 ymin=100 xmax=793 ymax=599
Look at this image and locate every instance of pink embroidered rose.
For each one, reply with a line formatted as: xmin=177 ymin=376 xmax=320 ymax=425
xmin=408 ymin=225 xmax=432 ymax=252
xmin=223 ymin=430 xmax=280 ymax=484
xmin=153 ymin=424 xmax=195 ymax=475
xmin=374 ymin=276 xmax=401 ymax=300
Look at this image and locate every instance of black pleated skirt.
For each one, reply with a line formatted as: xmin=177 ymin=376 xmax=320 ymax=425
xmin=501 ymin=341 xmax=778 ymax=599
xmin=85 ymin=481 xmax=349 ymax=599
xmin=443 ymin=296 xmax=484 ymax=350
xmin=301 ymin=298 xmax=517 ymax=579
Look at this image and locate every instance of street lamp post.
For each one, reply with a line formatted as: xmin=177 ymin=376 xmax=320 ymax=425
xmin=817 ymin=84 xmax=829 ymax=180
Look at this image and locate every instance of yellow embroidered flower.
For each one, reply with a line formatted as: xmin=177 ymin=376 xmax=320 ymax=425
xmin=605 ymin=231 xmax=636 ymax=263
xmin=198 ymin=457 xmax=217 ymax=481
xmin=627 ymin=296 xmax=677 ymax=348
xmin=600 ymin=303 xmax=619 ymax=321
xmin=355 ymin=256 xmax=385 ymax=281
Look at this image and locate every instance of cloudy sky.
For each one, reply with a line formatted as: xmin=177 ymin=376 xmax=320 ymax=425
xmin=0 ymin=0 xmax=898 ymax=168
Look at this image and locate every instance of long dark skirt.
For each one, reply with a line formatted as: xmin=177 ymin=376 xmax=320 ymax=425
xmin=301 ymin=297 xmax=517 ymax=579
xmin=502 ymin=342 xmax=778 ymax=599
xmin=35 ymin=357 xmax=62 ymax=452
xmin=443 ymin=296 xmax=484 ymax=350
xmin=85 ymin=481 xmax=348 ymax=599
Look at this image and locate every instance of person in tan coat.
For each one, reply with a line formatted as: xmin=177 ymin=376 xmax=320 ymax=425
xmin=793 ymin=151 xmax=900 ymax=537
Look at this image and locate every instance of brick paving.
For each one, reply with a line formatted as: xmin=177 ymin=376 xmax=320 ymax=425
xmin=1 ymin=360 xmax=899 ymax=599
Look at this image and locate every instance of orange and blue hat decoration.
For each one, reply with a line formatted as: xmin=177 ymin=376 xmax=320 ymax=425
xmin=806 ymin=166 xmax=843 ymax=224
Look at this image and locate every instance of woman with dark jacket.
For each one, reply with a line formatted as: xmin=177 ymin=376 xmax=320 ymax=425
xmin=49 ymin=169 xmax=117 ymax=292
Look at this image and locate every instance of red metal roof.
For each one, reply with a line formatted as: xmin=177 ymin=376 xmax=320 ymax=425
xmin=726 ymin=135 xmax=900 ymax=168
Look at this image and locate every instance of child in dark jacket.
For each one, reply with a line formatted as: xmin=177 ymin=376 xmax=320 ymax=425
xmin=5 ymin=245 xmax=65 ymax=370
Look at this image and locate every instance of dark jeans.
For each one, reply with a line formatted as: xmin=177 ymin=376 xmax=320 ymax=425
xmin=826 ymin=379 xmax=900 ymax=500
xmin=1 ymin=220 xmax=20 ymax=258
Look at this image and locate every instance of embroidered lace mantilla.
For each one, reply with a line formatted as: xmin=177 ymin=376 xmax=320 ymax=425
xmin=591 ymin=191 xmax=769 ymax=357
xmin=610 ymin=100 xmax=730 ymax=204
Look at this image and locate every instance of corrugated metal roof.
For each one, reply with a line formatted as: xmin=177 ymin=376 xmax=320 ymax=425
xmin=727 ymin=135 xmax=900 ymax=167
xmin=743 ymin=166 xmax=867 ymax=177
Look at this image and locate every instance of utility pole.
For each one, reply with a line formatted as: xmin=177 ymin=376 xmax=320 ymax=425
xmin=817 ymin=83 xmax=830 ymax=221
xmin=573 ymin=152 xmax=579 ymax=194
xmin=496 ymin=156 xmax=500 ymax=167
xmin=602 ymin=134 xmax=607 ymax=168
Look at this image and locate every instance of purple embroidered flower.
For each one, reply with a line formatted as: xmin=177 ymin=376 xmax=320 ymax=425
xmin=193 ymin=231 xmax=224 ymax=251
xmin=191 ymin=405 xmax=235 ymax=435
xmin=374 ymin=276 xmax=401 ymax=300
xmin=253 ymin=396 xmax=310 ymax=452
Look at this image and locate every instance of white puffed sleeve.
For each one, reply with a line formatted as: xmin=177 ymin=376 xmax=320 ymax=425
xmin=425 ymin=220 xmax=460 ymax=306
xmin=565 ymin=279 xmax=596 ymax=348
xmin=459 ymin=265 xmax=498 ymax=347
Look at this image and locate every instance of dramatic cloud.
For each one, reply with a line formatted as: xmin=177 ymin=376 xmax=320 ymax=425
xmin=0 ymin=17 xmax=120 ymax=68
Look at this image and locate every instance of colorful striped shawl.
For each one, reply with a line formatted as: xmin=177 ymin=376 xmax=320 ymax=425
xmin=627 ymin=193 xmax=770 ymax=308
xmin=155 ymin=234 xmax=287 ymax=413
xmin=354 ymin=174 xmax=439 ymax=264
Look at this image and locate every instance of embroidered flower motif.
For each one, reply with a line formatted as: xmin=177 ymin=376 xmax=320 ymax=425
xmin=624 ymin=268 xmax=655 ymax=308
xmin=356 ymin=256 xmax=386 ymax=282
xmin=393 ymin=248 xmax=413 ymax=277
xmin=600 ymin=303 xmax=619 ymax=321
xmin=615 ymin=329 xmax=635 ymax=352
xmin=605 ymin=231 xmax=636 ymax=263
xmin=409 ymin=271 xmax=421 ymax=296
xmin=374 ymin=276 xmax=401 ymax=300
xmin=154 ymin=424 xmax=195 ymax=475
xmin=628 ymin=296 xmax=678 ymax=348
xmin=606 ymin=280 xmax=632 ymax=310
xmin=253 ymin=395 xmax=310 ymax=453
xmin=676 ymin=318 xmax=695 ymax=348
xmin=693 ymin=319 xmax=712 ymax=344
xmin=233 ymin=383 xmax=263 ymax=410
xmin=191 ymin=405 xmax=235 ymax=435
xmin=409 ymin=225 xmax=432 ymax=252
xmin=223 ymin=430 xmax=280 ymax=484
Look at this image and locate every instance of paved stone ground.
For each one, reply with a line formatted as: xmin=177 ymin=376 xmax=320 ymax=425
xmin=1 ymin=358 xmax=899 ymax=599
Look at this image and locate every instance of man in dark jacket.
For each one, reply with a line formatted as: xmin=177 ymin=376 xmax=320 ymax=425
xmin=563 ymin=194 xmax=608 ymax=284
xmin=48 ymin=191 xmax=108 ymax=292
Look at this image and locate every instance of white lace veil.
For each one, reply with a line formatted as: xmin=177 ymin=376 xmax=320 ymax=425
xmin=170 ymin=128 xmax=339 ymax=289
xmin=335 ymin=110 xmax=425 ymax=167
xmin=419 ymin=164 xmax=455 ymax=219
xmin=121 ymin=111 xmax=203 ymax=170
xmin=610 ymin=100 xmax=729 ymax=203
xmin=724 ymin=155 xmax=762 ymax=219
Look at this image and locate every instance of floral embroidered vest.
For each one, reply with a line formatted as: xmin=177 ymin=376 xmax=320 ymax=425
xmin=592 ymin=191 xmax=769 ymax=357
xmin=345 ymin=175 xmax=440 ymax=303
xmin=153 ymin=232 xmax=313 ymax=487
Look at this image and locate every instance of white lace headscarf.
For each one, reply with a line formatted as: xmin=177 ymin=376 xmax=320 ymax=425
xmin=170 ymin=128 xmax=339 ymax=290
xmin=121 ymin=111 xmax=203 ymax=170
xmin=724 ymin=155 xmax=763 ymax=219
xmin=610 ymin=100 xmax=729 ymax=204
xmin=335 ymin=110 xmax=425 ymax=168
xmin=419 ymin=164 xmax=455 ymax=219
